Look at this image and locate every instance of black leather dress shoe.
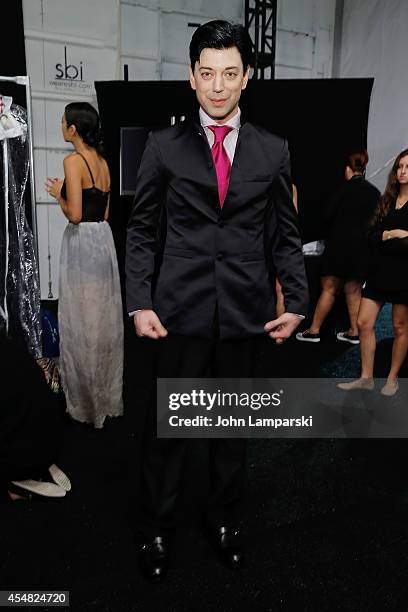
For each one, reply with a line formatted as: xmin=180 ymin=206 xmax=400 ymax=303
xmin=138 ymin=536 xmax=168 ymax=582
xmin=211 ymin=526 xmax=244 ymax=569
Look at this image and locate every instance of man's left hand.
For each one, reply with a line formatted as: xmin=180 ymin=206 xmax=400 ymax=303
xmin=264 ymin=313 xmax=302 ymax=342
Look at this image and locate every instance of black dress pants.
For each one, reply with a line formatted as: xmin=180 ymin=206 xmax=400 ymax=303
xmin=138 ymin=326 xmax=264 ymax=537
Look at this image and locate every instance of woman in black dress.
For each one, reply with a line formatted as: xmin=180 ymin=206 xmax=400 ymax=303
xmin=339 ymin=149 xmax=408 ymax=395
xmin=297 ymin=151 xmax=380 ymax=344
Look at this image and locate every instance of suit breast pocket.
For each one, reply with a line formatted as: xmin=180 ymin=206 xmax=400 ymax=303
xmin=240 ymin=251 xmax=265 ymax=262
xmin=241 ymin=173 xmax=272 ymax=182
xmin=164 ymin=247 xmax=194 ymax=259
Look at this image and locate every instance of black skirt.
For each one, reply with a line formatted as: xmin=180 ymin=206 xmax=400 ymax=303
xmin=362 ymin=283 xmax=408 ymax=305
xmin=320 ymin=251 xmax=368 ymax=279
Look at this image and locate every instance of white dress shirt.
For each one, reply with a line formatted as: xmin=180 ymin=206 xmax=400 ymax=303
xmin=199 ymin=106 xmax=241 ymax=164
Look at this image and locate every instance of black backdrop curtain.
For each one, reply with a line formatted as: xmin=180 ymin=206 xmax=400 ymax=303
xmin=95 ymin=78 xmax=373 ymax=313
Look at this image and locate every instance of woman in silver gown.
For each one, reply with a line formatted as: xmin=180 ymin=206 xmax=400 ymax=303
xmin=46 ymin=102 xmax=123 ymax=428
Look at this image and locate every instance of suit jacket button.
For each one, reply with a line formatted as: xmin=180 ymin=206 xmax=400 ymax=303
xmin=216 ymin=253 xmax=223 ymax=261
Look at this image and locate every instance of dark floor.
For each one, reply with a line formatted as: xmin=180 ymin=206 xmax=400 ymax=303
xmin=1 ymin=308 xmax=408 ymax=612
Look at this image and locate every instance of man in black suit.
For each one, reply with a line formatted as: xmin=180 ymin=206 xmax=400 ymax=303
xmin=126 ymin=20 xmax=308 ymax=580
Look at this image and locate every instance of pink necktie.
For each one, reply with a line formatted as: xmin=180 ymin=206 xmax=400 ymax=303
xmin=208 ymin=125 xmax=233 ymax=208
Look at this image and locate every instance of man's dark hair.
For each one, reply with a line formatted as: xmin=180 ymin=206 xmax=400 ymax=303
xmin=189 ymin=20 xmax=253 ymax=71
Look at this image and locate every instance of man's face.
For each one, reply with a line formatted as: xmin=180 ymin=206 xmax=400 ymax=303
xmin=189 ymin=46 xmax=250 ymax=123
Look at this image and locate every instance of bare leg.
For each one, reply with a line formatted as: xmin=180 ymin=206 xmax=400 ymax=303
xmin=337 ymin=297 xmax=381 ymax=390
xmin=358 ymin=297 xmax=383 ymax=378
xmin=343 ymin=279 xmax=362 ymax=336
xmin=388 ymin=304 xmax=408 ymax=380
xmin=308 ymin=276 xmax=343 ymax=334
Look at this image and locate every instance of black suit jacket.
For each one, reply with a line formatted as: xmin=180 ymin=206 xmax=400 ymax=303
xmin=126 ymin=118 xmax=308 ymax=339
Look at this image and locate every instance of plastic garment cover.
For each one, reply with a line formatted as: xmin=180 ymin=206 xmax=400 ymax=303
xmin=0 ymin=102 xmax=41 ymax=356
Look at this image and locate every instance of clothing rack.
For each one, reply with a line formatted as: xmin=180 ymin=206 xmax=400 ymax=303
xmin=0 ymin=75 xmax=38 ymax=264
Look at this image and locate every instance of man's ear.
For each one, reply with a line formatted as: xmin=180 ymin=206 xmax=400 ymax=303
xmin=189 ymin=64 xmax=197 ymax=91
xmin=242 ymin=65 xmax=251 ymax=90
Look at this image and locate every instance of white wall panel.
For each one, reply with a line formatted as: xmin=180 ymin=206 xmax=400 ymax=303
xmin=25 ymin=39 xmax=45 ymax=90
xmin=44 ymin=100 xmax=73 ymax=148
xmin=249 ymin=0 xmax=335 ymax=80
xmin=126 ymin=0 xmax=243 ymax=18
xmin=37 ymin=204 xmax=68 ymax=300
xmin=22 ymin=0 xmax=43 ymax=29
xmin=319 ymin=0 xmax=336 ymax=29
xmin=314 ymin=27 xmax=333 ymax=78
xmin=121 ymin=4 xmax=159 ymax=58
xmin=32 ymin=99 xmax=46 ymax=148
xmin=32 ymin=99 xmax=79 ymax=150
xmin=198 ymin=0 xmax=243 ymax=18
xmin=33 ymin=149 xmax=47 ymax=203
xmin=42 ymin=0 xmax=117 ymax=46
xmin=276 ymin=31 xmax=315 ymax=70
xmin=278 ymin=0 xmax=315 ymax=30
xmin=275 ymin=66 xmax=313 ymax=80
xmin=121 ymin=57 xmax=158 ymax=80
xmin=161 ymin=12 xmax=219 ymax=65
xmin=162 ymin=61 xmax=189 ymax=80
xmin=36 ymin=150 xmax=72 ymax=299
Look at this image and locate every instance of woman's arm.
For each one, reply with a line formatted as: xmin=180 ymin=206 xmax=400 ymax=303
xmin=46 ymin=156 xmax=83 ymax=224
xmin=60 ymin=156 xmax=83 ymax=224
xmin=382 ymin=229 xmax=408 ymax=240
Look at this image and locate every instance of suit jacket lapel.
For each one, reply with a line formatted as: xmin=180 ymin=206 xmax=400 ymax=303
xmin=185 ymin=121 xmax=220 ymax=218
xmin=190 ymin=119 xmax=222 ymax=215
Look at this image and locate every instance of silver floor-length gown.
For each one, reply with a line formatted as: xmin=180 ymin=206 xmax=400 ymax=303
xmin=59 ymin=219 xmax=124 ymax=428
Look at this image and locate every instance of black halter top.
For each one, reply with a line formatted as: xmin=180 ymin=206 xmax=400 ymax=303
xmin=61 ymin=152 xmax=110 ymax=222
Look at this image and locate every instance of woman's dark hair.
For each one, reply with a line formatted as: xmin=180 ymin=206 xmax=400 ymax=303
xmin=371 ymin=148 xmax=408 ymax=226
xmin=346 ymin=150 xmax=368 ymax=174
xmin=64 ymin=102 xmax=104 ymax=156
xmin=189 ymin=20 xmax=253 ymax=71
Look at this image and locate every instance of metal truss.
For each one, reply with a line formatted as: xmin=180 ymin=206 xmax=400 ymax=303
xmin=245 ymin=0 xmax=278 ymax=79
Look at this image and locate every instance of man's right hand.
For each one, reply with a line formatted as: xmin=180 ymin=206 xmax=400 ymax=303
xmin=134 ymin=310 xmax=168 ymax=339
